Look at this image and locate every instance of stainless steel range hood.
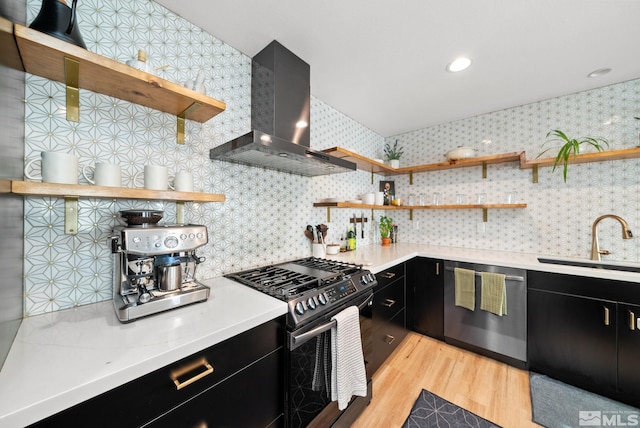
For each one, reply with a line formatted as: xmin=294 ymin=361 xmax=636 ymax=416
xmin=210 ymin=41 xmax=356 ymax=176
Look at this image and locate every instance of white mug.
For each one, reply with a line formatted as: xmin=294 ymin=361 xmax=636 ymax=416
xmin=171 ymin=171 xmax=194 ymax=192
xmin=82 ymin=163 xmax=122 ymax=187
xmin=134 ymin=165 xmax=169 ymax=190
xmin=24 ymin=151 xmax=78 ymax=184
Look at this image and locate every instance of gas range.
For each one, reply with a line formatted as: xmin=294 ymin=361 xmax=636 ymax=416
xmin=226 ymin=257 xmax=376 ymax=329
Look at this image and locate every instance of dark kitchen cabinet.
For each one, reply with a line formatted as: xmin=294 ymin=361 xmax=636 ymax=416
xmin=528 ymin=289 xmax=617 ymax=394
xmin=528 ymin=271 xmax=640 ymax=407
xmin=370 ymin=262 xmax=407 ymax=375
xmin=618 ymin=302 xmax=640 ymax=398
xmin=30 ymin=318 xmax=285 ymax=428
xmin=407 ymin=257 xmax=444 ymax=340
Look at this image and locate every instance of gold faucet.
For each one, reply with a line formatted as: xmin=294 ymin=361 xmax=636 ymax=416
xmin=591 ymin=214 xmax=633 ymax=261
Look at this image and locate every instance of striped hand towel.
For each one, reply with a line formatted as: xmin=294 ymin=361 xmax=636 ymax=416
xmin=480 ymin=272 xmax=507 ymax=316
xmin=454 ymin=267 xmax=476 ymax=311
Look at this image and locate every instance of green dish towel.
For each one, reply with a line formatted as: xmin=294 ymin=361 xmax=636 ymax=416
xmin=454 ymin=267 xmax=475 ymax=311
xmin=480 ymin=272 xmax=507 ymax=316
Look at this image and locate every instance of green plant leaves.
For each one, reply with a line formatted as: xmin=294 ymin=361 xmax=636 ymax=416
xmin=539 ymin=129 xmax=608 ymax=182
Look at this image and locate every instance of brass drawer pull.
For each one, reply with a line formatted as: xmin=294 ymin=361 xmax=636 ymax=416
xmin=384 ymin=334 xmax=395 ymax=344
xmin=630 ymin=310 xmax=637 ymax=331
xmin=170 ymin=357 xmax=214 ymax=390
xmin=381 ymin=298 xmax=396 ymax=308
xmin=603 ymin=306 xmax=610 ymax=326
xmin=436 ymin=262 xmax=440 ymax=276
xmin=380 ymin=272 xmax=396 ymax=279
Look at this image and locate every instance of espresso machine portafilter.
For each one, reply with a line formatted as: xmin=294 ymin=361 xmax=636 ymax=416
xmin=109 ymin=211 xmax=210 ymax=322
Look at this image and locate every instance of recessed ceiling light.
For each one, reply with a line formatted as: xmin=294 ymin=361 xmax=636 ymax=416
xmin=446 ymin=57 xmax=472 ymax=73
xmin=587 ymin=68 xmax=612 ymax=78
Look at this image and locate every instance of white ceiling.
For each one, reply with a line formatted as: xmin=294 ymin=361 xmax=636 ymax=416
xmin=156 ymin=0 xmax=640 ymax=137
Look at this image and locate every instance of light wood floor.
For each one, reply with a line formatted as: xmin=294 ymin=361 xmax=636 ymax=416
xmin=352 ymin=332 xmax=542 ymax=428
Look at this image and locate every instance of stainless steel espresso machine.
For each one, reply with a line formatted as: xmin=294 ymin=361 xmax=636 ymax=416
xmin=110 ymin=210 xmax=210 ymax=322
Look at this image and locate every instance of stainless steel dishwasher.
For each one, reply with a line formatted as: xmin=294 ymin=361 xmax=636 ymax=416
xmin=443 ymin=260 xmax=527 ymax=368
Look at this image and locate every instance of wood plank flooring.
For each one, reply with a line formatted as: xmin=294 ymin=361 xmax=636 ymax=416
xmin=352 ymin=332 xmax=542 ymax=428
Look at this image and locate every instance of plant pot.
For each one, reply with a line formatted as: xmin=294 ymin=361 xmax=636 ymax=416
xmin=389 ymin=159 xmax=400 ymax=168
xmin=381 ymin=237 xmax=391 ymax=246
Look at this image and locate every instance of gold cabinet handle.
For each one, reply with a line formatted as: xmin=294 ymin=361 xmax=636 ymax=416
xmin=170 ymin=357 xmax=214 ymax=390
xmin=380 ymin=272 xmax=396 ymax=279
xmin=436 ymin=262 xmax=440 ymax=276
xmin=629 ymin=310 xmax=637 ymax=331
xmin=381 ymin=298 xmax=396 ymax=308
xmin=384 ymin=334 xmax=395 ymax=344
xmin=603 ymin=306 xmax=610 ymax=326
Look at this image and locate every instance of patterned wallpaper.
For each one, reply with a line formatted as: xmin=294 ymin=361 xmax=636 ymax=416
xmin=22 ymin=0 xmax=640 ymax=317
xmin=387 ymin=79 xmax=640 ymax=262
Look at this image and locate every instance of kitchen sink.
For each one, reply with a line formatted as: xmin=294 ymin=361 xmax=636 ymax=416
xmin=537 ymin=256 xmax=640 ymax=273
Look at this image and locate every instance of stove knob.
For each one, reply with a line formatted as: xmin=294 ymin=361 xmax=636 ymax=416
xmin=295 ymin=302 xmax=305 ymax=315
xmin=368 ymin=273 xmax=376 ymax=283
xmin=318 ymin=293 xmax=327 ymax=305
xmin=360 ymin=275 xmax=368 ymax=285
xmin=307 ymin=297 xmax=317 ymax=310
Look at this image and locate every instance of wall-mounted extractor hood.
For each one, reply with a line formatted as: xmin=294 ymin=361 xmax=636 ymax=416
xmin=210 ymin=41 xmax=357 ymax=176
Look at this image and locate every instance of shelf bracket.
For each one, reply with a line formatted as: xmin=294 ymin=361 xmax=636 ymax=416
xmin=177 ymin=103 xmax=202 ymax=145
xmin=482 ymin=208 xmax=488 ymax=223
xmin=532 ymin=165 xmax=539 ymax=183
xmin=482 ymin=162 xmax=487 ymax=179
xmin=409 ymin=209 xmax=413 ymax=221
xmin=371 ymin=170 xmax=374 ymax=184
xmin=64 ymin=196 xmax=79 ymax=235
xmin=326 ymin=207 xmax=331 ymax=222
xmin=64 ymin=57 xmax=80 ymax=122
xmin=409 ymin=172 xmax=413 ymax=185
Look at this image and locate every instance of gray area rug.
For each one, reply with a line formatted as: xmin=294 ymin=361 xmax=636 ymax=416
xmin=402 ymin=389 xmax=500 ymax=428
xmin=530 ymin=372 xmax=640 ymax=428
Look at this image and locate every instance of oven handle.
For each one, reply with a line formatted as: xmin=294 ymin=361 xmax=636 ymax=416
xmin=289 ymin=293 xmax=373 ymax=350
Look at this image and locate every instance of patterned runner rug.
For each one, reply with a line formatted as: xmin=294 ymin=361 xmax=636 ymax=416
xmin=402 ymin=389 xmax=500 ymax=428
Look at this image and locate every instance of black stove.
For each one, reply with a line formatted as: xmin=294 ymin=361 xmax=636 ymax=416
xmin=226 ymin=257 xmax=376 ymax=329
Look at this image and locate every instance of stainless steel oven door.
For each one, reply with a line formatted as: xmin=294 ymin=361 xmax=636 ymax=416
xmin=286 ymin=291 xmax=373 ymax=428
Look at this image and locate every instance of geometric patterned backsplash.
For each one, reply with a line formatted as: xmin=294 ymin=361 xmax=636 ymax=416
xmin=22 ymin=0 xmax=640 ymax=316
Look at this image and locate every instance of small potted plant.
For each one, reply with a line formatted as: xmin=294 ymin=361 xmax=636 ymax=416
xmin=384 ymin=140 xmax=404 ymax=168
xmin=538 ymin=129 xmax=608 ymax=182
xmin=379 ymin=215 xmax=393 ymax=246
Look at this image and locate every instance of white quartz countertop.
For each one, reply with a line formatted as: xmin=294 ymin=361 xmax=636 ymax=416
xmin=0 ymin=278 xmax=288 ymax=428
xmin=326 ymin=243 xmax=640 ymax=283
xmin=2 ymin=243 xmax=640 ymax=427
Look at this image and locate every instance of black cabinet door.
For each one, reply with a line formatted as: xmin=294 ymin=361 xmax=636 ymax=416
xmin=408 ymin=257 xmax=444 ymax=340
xmin=528 ymin=289 xmax=617 ymax=395
xmin=618 ymin=302 xmax=640 ymax=403
xmin=369 ymin=309 xmax=406 ymax=375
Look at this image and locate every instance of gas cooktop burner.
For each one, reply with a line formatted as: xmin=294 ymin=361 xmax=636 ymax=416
xmin=226 ymin=257 xmax=363 ymax=301
xmin=226 ymin=257 xmax=376 ymax=329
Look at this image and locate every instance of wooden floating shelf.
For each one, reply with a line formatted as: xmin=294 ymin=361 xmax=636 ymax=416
xmin=322 ymin=147 xmax=525 ymax=176
xmin=11 ymin=181 xmax=225 ymax=203
xmin=520 ymin=146 xmax=640 ymax=168
xmin=313 ymin=202 xmax=526 ymax=210
xmin=323 ymin=146 xmax=640 ymax=184
xmin=14 ymin=24 xmax=226 ymax=123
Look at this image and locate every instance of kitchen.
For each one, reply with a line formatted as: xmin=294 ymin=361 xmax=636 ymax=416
xmin=1 ymin=0 xmax=640 ymax=427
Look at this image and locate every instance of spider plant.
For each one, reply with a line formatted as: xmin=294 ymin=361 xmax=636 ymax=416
xmin=538 ymin=129 xmax=608 ymax=182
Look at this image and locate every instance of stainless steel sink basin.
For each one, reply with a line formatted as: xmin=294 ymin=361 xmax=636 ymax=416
xmin=537 ymin=257 xmax=640 ymax=273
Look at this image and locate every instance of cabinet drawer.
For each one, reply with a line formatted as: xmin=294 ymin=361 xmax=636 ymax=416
xmin=373 ymin=280 xmax=405 ymax=326
xmin=145 ymin=349 xmax=284 ymax=428
xmin=31 ymin=319 xmax=284 ymax=428
xmin=370 ymin=309 xmax=406 ymax=375
xmin=375 ymin=263 xmax=405 ymax=289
